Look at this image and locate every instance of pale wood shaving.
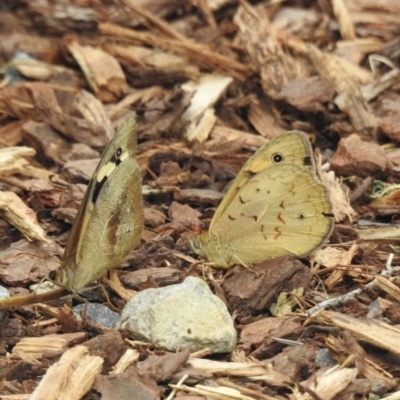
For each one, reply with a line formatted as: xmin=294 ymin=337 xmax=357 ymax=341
xmin=169 ymin=383 xmax=257 ymax=400
xmin=356 ymin=225 xmax=400 ymax=240
xmin=32 ymin=317 xmax=59 ymax=327
xmin=181 ymin=74 xmax=233 ymax=122
xmin=0 ymin=168 xmax=31 ymax=188
xmin=110 ymin=348 xmax=140 ymax=374
xmin=332 ymin=0 xmax=356 ymax=40
xmin=30 ymin=345 xmax=103 ymax=400
xmin=319 ymin=169 xmax=358 ymax=223
xmin=12 ymin=59 xmax=78 ymax=81
xmin=0 ymin=191 xmax=50 ymax=244
xmin=102 ymin=269 xmax=136 ymax=302
xmin=350 ymin=10 xmax=400 ymax=30
xmin=361 ymin=69 xmax=400 ymax=102
xmin=1 ymin=159 xmax=29 ymax=179
xmin=166 ymin=374 xmax=189 ymax=400
xmin=30 ymin=280 xmax=62 ymax=295
xmin=311 ymin=310 xmax=400 ymax=356
xmin=374 ymin=275 xmax=400 ymax=302
xmin=173 ymin=251 xmax=199 ymax=265
xmin=126 ymin=339 xmax=153 ymax=347
xmin=297 ymin=366 xmax=357 ymax=400
xmin=186 ymin=108 xmax=217 ymax=142
xmin=0 ymin=146 xmax=36 ymax=176
xmin=19 ymin=165 xmax=57 ymax=180
xmin=376 ymin=297 xmax=392 ymax=311
xmin=217 ymin=379 xmax=277 ymax=400
xmin=188 ymin=358 xmax=290 ymax=385
xmin=12 ymin=336 xmax=68 ymax=360
xmin=206 ymin=0 xmax=233 ymax=10
xmin=182 ymin=74 xmax=232 ymax=136
xmin=313 ymin=246 xmax=353 ymax=269
xmin=382 ymin=390 xmax=400 ymax=400
xmin=363 ymin=358 xmax=395 ymax=389
xmin=190 ymin=348 xmax=212 ymax=358
xmin=368 ymin=54 xmax=397 ymax=74
xmin=336 ymin=38 xmax=383 ymax=53
xmin=11 ymin=349 xmax=41 ymax=365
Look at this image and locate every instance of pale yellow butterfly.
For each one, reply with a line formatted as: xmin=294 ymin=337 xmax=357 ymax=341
xmin=190 ymin=131 xmax=333 ymax=268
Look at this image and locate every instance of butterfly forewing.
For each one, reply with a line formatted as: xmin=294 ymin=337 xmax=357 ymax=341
xmin=211 ymin=131 xmax=316 ymax=227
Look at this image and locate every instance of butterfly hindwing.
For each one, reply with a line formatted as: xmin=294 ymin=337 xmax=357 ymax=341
xmin=211 ymin=131 xmax=316 ymax=226
xmin=61 ymin=117 xmax=144 ymax=290
xmin=208 ymin=164 xmax=333 ymax=265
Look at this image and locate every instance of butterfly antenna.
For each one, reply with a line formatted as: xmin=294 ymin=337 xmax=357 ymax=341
xmin=16 ymin=251 xmax=62 ymax=266
xmin=162 ymin=215 xmax=198 ymax=235
xmin=7 ymin=253 xmax=64 ymax=299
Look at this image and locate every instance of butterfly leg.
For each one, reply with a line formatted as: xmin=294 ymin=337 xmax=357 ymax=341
xmin=232 ymin=255 xmax=259 ymax=276
xmin=99 ymin=282 xmax=121 ymax=312
xmin=71 ymin=289 xmax=89 ymax=306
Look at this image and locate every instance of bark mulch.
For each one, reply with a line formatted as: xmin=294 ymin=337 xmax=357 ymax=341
xmin=1 ymin=1 xmax=400 ymax=399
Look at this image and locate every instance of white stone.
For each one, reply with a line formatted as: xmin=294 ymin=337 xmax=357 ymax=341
xmin=117 ymin=276 xmax=237 ymax=353
xmin=0 ymin=285 xmax=10 ymax=321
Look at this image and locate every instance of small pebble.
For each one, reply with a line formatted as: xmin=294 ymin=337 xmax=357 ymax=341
xmin=73 ymin=303 xmax=120 ymax=329
xmin=315 ymin=348 xmax=337 ymax=368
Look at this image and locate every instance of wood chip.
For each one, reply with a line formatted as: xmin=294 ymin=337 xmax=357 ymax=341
xmin=332 ymin=0 xmax=356 ymax=40
xmin=68 ymin=41 xmax=128 ymax=102
xmin=234 ymin=3 xmax=297 ymax=98
xmin=0 ymin=146 xmax=36 ymax=176
xmin=312 ymin=310 xmax=400 ymax=356
xmin=30 ymin=345 xmax=103 ymax=400
xmin=12 ymin=336 xmax=67 ymax=361
xmin=0 ymin=192 xmax=50 ymax=244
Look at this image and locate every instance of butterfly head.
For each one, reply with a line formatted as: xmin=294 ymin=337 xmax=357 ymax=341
xmin=189 ymin=235 xmax=203 ymax=255
xmin=189 ymin=232 xmax=232 ymax=268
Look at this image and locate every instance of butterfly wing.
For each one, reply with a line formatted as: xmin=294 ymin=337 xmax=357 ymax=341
xmin=61 ymin=117 xmax=144 ymax=290
xmin=211 ymin=131 xmax=315 ymax=226
xmin=198 ymin=164 xmax=333 ymax=267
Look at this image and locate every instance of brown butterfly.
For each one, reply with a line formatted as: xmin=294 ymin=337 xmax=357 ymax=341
xmin=0 ymin=117 xmax=144 ymax=309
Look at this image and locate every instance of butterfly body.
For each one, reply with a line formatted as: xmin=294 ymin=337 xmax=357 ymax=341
xmin=191 ymin=131 xmax=333 ymax=268
xmin=59 ymin=117 xmax=144 ymax=290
